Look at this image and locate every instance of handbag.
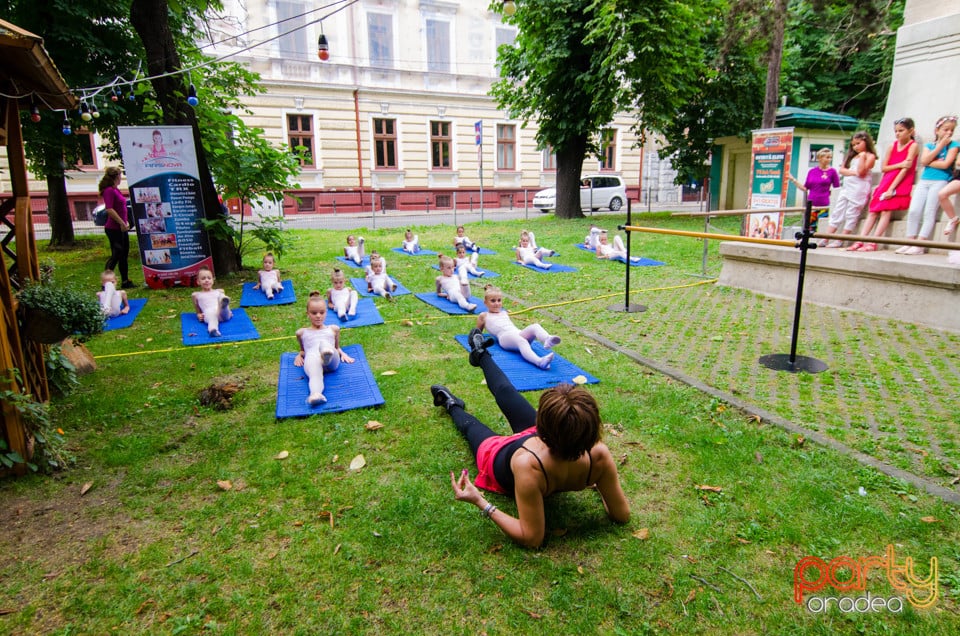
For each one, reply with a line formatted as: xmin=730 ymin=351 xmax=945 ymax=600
xmin=93 ymin=207 xmax=108 ymax=226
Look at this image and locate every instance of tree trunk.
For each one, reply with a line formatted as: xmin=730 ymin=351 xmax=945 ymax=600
xmin=129 ymin=0 xmax=238 ymax=275
xmin=554 ymin=136 xmax=589 ymax=219
xmin=761 ymin=0 xmax=787 ymax=129
xmin=45 ymin=172 xmax=74 ymax=247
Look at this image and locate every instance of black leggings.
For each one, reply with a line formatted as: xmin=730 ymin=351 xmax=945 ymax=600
xmin=448 ymin=351 xmax=537 ymax=459
xmin=104 ymin=229 xmax=130 ymax=282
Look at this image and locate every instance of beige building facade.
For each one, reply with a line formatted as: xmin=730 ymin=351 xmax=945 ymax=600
xmin=4 ymin=0 xmax=685 ymax=220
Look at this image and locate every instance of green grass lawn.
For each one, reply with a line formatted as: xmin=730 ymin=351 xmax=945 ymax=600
xmin=2 ymin=214 xmax=958 ymax=634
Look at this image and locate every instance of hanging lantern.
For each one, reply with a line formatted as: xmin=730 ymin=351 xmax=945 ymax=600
xmin=91 ymin=103 xmax=100 ymax=119
xmin=111 ymin=89 xmax=119 ymax=102
xmin=80 ymin=101 xmax=92 ymax=122
xmin=30 ymin=104 xmax=41 ymax=123
xmin=187 ymin=84 xmax=199 ymax=107
xmin=62 ymin=114 xmax=72 ymax=135
xmin=317 ymin=33 xmax=330 ymax=61
xmin=503 ymin=1 xmax=517 ymax=16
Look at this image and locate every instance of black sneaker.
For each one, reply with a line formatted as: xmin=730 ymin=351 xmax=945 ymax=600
xmin=430 ymin=384 xmax=464 ymax=411
xmin=121 ymin=280 xmax=136 ymax=289
xmin=468 ymin=327 xmax=495 ymax=367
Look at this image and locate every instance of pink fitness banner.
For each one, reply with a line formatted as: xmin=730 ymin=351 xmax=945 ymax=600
xmin=117 ymin=125 xmax=213 ymax=289
xmin=745 ymin=127 xmax=794 ymax=240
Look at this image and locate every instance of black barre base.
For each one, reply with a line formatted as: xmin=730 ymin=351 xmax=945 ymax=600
xmin=759 ymin=353 xmax=827 ymax=374
xmin=606 ymin=302 xmax=647 ymax=313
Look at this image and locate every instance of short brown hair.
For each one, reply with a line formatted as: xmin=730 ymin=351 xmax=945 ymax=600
xmin=536 ymin=384 xmax=601 ymax=461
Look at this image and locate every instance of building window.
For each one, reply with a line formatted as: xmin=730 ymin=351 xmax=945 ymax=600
xmin=75 ymin=130 xmax=97 ymax=168
xmin=430 ymin=121 xmax=451 ymax=169
xmin=426 ymin=19 xmax=450 ymax=73
xmin=600 ymin=128 xmax=616 ymax=170
xmin=542 ymin=146 xmax=556 ymax=171
xmin=496 ymin=124 xmax=515 ymax=170
xmin=277 ymin=1 xmax=308 ymax=60
xmin=368 ymin=13 xmax=393 ymax=68
xmin=287 ymin=114 xmax=315 ymax=168
xmin=374 ymin=118 xmax=397 ymax=168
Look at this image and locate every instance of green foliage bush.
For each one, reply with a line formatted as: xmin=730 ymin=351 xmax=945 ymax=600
xmin=17 ymin=280 xmax=104 ymax=341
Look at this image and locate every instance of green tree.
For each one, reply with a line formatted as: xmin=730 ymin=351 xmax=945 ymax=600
xmin=129 ymin=0 xmax=239 ymax=274
xmin=491 ymin=0 xmax=708 ymax=218
xmin=3 ymin=0 xmax=143 ymax=246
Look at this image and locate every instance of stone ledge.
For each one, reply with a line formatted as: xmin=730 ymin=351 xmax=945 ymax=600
xmin=718 ymin=242 xmax=960 ymax=333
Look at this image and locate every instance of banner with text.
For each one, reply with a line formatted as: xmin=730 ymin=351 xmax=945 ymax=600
xmin=118 ymin=126 xmax=213 ymax=289
xmin=745 ymin=127 xmax=794 ymax=240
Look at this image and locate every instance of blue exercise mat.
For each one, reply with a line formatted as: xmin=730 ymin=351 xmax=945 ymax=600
xmin=391 ymin=247 xmax=439 ymax=256
xmin=181 ymin=308 xmax=259 ymax=345
xmin=609 ymin=255 xmax=665 ymax=267
xmin=430 ymin=264 xmax=500 ymax=279
xmin=323 ymin=297 xmax=384 ymax=328
xmin=275 ymin=345 xmax=385 ymax=418
xmin=335 ymin=255 xmax=371 ymax=269
xmin=415 ymin=292 xmax=482 ymax=315
xmin=350 ymin=277 xmax=411 ymax=297
xmin=513 ymin=262 xmax=578 ymax=273
xmin=454 ymin=334 xmax=599 ymax=392
xmin=239 ymin=280 xmax=297 ymax=306
xmin=103 ymin=298 xmax=148 ymax=332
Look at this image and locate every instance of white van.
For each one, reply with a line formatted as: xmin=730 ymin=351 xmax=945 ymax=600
xmin=533 ymin=175 xmax=627 ymax=213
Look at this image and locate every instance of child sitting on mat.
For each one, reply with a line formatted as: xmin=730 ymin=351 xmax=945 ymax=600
xmin=595 ymin=230 xmax=641 ymax=263
xmin=454 ymin=243 xmax=485 ymax=280
xmin=520 ymin=230 xmax=556 ymax=259
xmin=516 ymin=233 xmax=552 ymax=269
xmin=253 ymin=252 xmax=284 ymax=300
xmin=454 ymin=225 xmax=481 ymax=253
xmin=327 ymin=267 xmax=358 ymax=320
xmin=476 ymin=284 xmax=559 ymax=370
xmin=344 ymin=234 xmax=366 ymax=265
xmin=97 ymin=269 xmax=130 ymax=318
xmin=192 ymin=265 xmax=232 ymax=337
xmin=366 ymin=254 xmax=397 ymax=299
xmin=295 ymin=291 xmax=355 ymax=405
xmin=401 ymin=229 xmax=421 ymax=254
xmin=436 ymin=254 xmax=478 ymax=312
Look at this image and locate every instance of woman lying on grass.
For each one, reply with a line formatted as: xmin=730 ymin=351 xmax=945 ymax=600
xmin=432 ymin=329 xmax=630 ymax=548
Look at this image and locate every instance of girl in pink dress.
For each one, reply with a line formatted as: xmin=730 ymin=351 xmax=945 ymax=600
xmin=848 ymin=118 xmax=918 ymax=252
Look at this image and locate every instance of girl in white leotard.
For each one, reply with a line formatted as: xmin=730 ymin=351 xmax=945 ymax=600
xmin=366 ymin=255 xmax=396 ymax=298
xmin=436 ymin=254 xmax=477 ymax=311
xmin=191 ymin=265 xmax=232 ymax=337
xmin=326 ymin=268 xmax=358 ymax=319
xmin=515 ymin=235 xmax=552 ymax=269
xmin=295 ymin=292 xmax=355 ymax=405
xmin=454 ymin=243 xmax=485 ymax=282
xmin=519 ymin=230 xmax=555 ymax=260
xmin=97 ymin=269 xmax=130 ymax=318
xmin=595 ymin=230 xmax=640 ymax=263
xmin=401 ymin=229 xmax=420 ymax=253
xmin=476 ymin=284 xmax=560 ymax=369
xmin=254 ymin=252 xmax=284 ymax=299
xmin=343 ymin=234 xmax=365 ymax=265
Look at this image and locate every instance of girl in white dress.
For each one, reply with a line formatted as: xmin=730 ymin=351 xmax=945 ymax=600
xmin=97 ymin=270 xmax=130 ymax=318
xmin=295 ymin=292 xmax=355 ymax=405
xmin=818 ymin=131 xmax=878 ymax=248
xmin=401 ymin=229 xmax=421 ymax=253
xmin=476 ymin=285 xmax=560 ymax=369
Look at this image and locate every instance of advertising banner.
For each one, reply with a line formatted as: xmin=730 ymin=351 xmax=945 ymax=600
xmin=117 ymin=126 xmax=213 ymax=289
xmin=745 ymin=127 xmax=794 ymax=240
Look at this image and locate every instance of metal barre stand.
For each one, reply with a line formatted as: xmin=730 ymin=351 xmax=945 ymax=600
xmin=758 ymin=201 xmax=827 ymax=373
xmin=608 ymin=198 xmax=647 ymax=313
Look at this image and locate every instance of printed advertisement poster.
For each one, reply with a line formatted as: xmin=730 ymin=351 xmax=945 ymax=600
xmin=745 ymin=127 xmax=794 ymax=239
xmin=118 ymin=126 xmax=213 ymax=289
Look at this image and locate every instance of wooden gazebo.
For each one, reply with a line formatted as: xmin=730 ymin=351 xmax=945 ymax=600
xmin=0 ymin=19 xmax=78 ymax=472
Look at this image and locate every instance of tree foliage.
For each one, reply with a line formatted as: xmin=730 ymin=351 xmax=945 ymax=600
xmin=4 ymin=0 xmax=143 ymax=245
xmin=491 ymin=0 xmax=708 ymax=218
xmin=661 ymin=0 xmax=904 ymax=184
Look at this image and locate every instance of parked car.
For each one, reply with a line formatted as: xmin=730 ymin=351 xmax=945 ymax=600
xmin=532 ymin=175 xmax=627 ymax=213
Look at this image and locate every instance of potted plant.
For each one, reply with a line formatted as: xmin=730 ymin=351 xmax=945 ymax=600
xmin=16 ymin=281 xmax=105 ymax=344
